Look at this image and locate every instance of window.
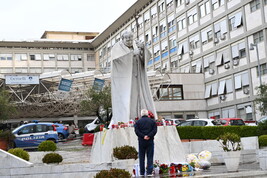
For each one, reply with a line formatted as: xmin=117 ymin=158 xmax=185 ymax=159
xmin=187 ymin=8 xmax=197 ymax=25
xmin=250 ymin=0 xmax=260 ymax=12
xmin=87 ymin=54 xmax=95 ymax=61
xmin=19 ymin=125 xmax=34 ymax=135
xmin=253 ymin=31 xmax=264 ymax=44
xmin=57 ymin=54 xmax=69 ymax=61
xmin=212 ymin=0 xmax=225 ymax=10
xmin=70 ymin=55 xmax=82 ymax=61
xmin=157 ymin=85 xmax=183 ymax=100
xmin=256 ymin=63 xmax=267 ymax=76
xmin=158 ymin=0 xmax=165 ymax=13
xmin=265 ymin=0 xmax=267 ymax=5
xmin=229 ymin=12 xmax=243 ymax=31
xmin=0 ymin=54 xmax=12 ymax=60
xmin=151 ymin=5 xmax=157 ymax=19
xmin=176 ymin=0 xmax=183 ymax=7
xmin=177 ymin=18 xmax=186 ymax=31
xmin=218 ymin=79 xmax=233 ymax=95
xmin=199 ymin=1 xmax=210 ymax=17
xmin=201 ymin=28 xmax=213 ymax=44
xmin=30 ymin=54 xmax=41 ymax=61
xmin=43 ymin=54 xmax=55 ymax=61
xmin=15 ymin=54 xmax=27 ymax=61
xmin=189 ymin=34 xmax=200 ymax=50
xmin=231 ymin=42 xmax=246 ymax=60
xmin=234 ymin=72 xmax=249 ymax=90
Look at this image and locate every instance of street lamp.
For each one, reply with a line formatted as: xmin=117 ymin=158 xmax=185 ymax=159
xmin=249 ymin=43 xmax=262 ymax=86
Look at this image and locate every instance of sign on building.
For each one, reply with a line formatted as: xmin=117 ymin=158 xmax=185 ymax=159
xmin=57 ymin=78 xmax=73 ymax=99
xmin=93 ymin=78 xmax=105 ymax=91
xmin=5 ymin=75 xmax=39 ymax=85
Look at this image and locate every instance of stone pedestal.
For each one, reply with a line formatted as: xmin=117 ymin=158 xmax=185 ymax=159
xmin=90 ymin=126 xmax=186 ymax=164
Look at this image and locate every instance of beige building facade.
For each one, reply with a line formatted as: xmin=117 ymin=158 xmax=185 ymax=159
xmin=93 ymin=0 xmax=267 ymax=121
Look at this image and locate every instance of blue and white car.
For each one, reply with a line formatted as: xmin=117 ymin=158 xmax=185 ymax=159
xmin=12 ymin=122 xmax=58 ymax=148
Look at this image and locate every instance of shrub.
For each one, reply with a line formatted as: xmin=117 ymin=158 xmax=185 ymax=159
xmin=202 ymin=126 xmax=225 ymax=139
xmin=258 ymin=120 xmax=267 ymax=135
xmin=113 ymin=145 xmax=138 ymax=160
xmin=94 ymin=168 xmax=131 ymax=178
xmin=42 ymin=153 xmax=63 ymax=164
xmin=240 ymin=126 xmax=259 ymax=137
xmin=8 ymin=148 xmax=29 ymax=161
xmin=0 ymin=130 xmax=15 ymax=148
xmin=217 ymin=132 xmax=241 ymax=152
xmin=259 ymin=135 xmax=267 ymax=148
xmin=38 ymin=140 xmax=57 ymax=151
xmin=177 ymin=126 xmax=203 ymax=139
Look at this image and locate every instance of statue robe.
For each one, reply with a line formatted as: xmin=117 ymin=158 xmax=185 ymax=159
xmin=110 ymin=41 xmax=157 ymax=124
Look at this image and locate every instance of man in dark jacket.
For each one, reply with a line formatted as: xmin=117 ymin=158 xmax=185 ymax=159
xmin=134 ymin=109 xmax=157 ymax=176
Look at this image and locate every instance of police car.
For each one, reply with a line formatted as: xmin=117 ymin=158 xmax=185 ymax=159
xmin=12 ymin=122 xmax=58 ymax=148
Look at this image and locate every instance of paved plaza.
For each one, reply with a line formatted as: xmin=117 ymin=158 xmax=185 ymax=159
xmin=54 ymin=137 xmax=267 ymax=178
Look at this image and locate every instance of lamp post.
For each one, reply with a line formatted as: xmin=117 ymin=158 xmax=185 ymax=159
xmin=250 ymin=43 xmax=262 ymax=86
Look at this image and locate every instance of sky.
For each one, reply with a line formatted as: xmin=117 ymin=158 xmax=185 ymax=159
xmin=0 ymin=0 xmax=137 ymax=41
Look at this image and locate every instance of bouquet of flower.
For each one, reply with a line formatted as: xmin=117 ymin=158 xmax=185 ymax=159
xmin=159 ymin=163 xmax=169 ymax=174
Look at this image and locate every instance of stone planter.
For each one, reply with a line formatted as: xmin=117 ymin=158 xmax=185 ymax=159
xmin=258 ymin=148 xmax=267 ymax=170
xmin=112 ymin=159 xmax=136 ymax=175
xmin=29 ymin=151 xmax=53 ymax=164
xmin=223 ymin=151 xmax=241 ymax=172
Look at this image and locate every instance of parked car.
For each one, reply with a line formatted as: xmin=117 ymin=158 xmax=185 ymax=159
xmin=84 ymin=118 xmax=101 ymax=133
xmin=256 ymin=116 xmax=267 ymax=125
xmin=165 ymin=118 xmax=185 ymax=126
xmin=177 ymin=118 xmax=219 ymax=126
xmin=12 ymin=122 xmax=58 ymax=148
xmin=53 ymin=123 xmax=69 ymax=140
xmin=219 ymin=118 xmax=245 ymax=126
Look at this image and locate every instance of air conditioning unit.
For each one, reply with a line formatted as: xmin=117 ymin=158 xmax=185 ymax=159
xmin=209 ymin=68 xmax=215 ymax=74
xmin=178 ymin=55 xmax=182 ymax=60
xmin=189 ymin=50 xmax=194 ymax=55
xmin=214 ymin=37 xmax=219 ymax=43
xmin=220 ymin=34 xmax=226 ymax=40
xmin=233 ymin=59 xmax=239 ymax=66
xmin=185 ymin=0 xmax=190 ymax=5
xmin=224 ymin=63 xmax=230 ymax=69
xmin=243 ymin=87 xmax=250 ymax=94
xmin=219 ymin=95 xmax=226 ymax=101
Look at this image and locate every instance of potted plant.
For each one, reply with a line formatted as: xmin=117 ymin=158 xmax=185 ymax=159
xmin=216 ymin=132 xmax=241 ymax=172
xmin=0 ymin=130 xmax=15 ymax=151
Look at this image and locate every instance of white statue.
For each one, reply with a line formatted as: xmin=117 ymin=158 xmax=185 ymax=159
xmin=110 ymin=31 xmax=157 ymax=124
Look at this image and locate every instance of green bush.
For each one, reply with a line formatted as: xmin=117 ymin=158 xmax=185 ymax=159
xmin=94 ymin=168 xmax=131 ymax=178
xmin=42 ymin=153 xmax=63 ymax=164
xmin=202 ymin=126 xmax=225 ymax=139
xmin=240 ymin=126 xmax=259 ymax=137
xmin=177 ymin=125 xmax=258 ymax=140
xmin=259 ymin=135 xmax=267 ymax=147
xmin=113 ymin=145 xmax=138 ymax=160
xmin=8 ymin=148 xmax=30 ymax=161
xmin=38 ymin=140 xmax=57 ymax=151
xmin=258 ymin=120 xmax=267 ymax=135
xmin=177 ymin=126 xmax=203 ymax=139
xmin=217 ymin=132 xmax=241 ymax=152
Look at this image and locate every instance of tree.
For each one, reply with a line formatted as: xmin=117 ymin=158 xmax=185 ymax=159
xmin=255 ymin=84 xmax=267 ymax=116
xmin=80 ymin=85 xmax=112 ymax=123
xmin=0 ymin=89 xmax=17 ymax=122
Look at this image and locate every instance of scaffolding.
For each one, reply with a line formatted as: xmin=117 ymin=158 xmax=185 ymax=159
xmin=0 ymin=70 xmax=171 ymax=118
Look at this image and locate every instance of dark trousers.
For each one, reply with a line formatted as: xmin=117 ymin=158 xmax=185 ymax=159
xmin=138 ymin=140 xmax=154 ymax=175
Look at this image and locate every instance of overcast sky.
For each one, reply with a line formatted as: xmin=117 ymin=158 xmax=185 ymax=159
xmin=0 ymin=0 xmax=137 ymax=41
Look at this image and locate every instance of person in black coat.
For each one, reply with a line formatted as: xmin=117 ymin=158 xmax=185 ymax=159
xmin=134 ymin=109 xmax=157 ymax=176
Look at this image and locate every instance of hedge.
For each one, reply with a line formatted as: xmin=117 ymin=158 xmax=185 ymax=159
xmin=177 ymin=126 xmax=259 ymax=139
